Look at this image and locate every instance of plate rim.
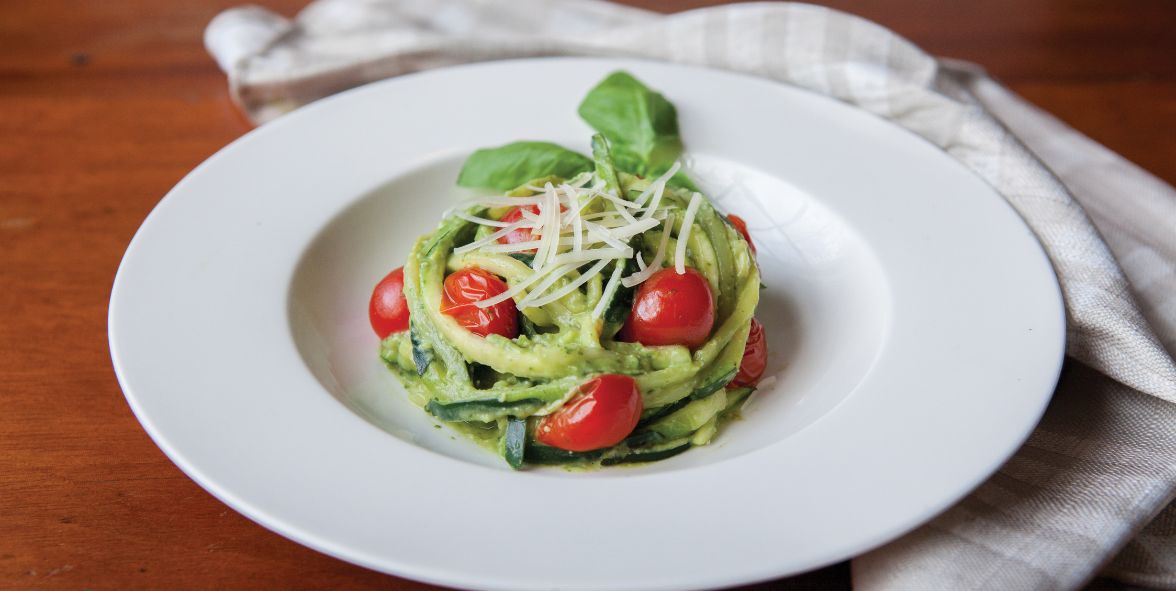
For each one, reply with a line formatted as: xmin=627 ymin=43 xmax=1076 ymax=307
xmin=109 ymin=56 xmax=1066 ymax=590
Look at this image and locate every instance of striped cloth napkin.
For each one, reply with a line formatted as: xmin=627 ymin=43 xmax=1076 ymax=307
xmin=205 ymin=1 xmax=1176 ymax=588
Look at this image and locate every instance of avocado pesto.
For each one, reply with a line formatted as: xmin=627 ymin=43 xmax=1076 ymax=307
xmin=369 ymin=71 xmax=767 ymax=469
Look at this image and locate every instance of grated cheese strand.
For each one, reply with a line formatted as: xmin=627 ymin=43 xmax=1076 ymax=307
xmin=568 ymin=172 xmax=594 ymax=187
xmin=567 ymin=186 xmax=583 ymax=253
xmin=582 ymin=220 xmax=631 ymax=250
xmin=622 ymin=214 xmax=674 ymax=288
xmin=452 ymin=165 xmax=704 ymax=309
xmin=455 ymin=211 xmax=513 ymax=227
xmin=613 ymin=197 xmax=638 ymax=224
xmin=632 ymin=161 xmax=681 ymax=208
xmin=514 ymin=262 xmax=579 ymax=309
xmin=578 ymin=187 xmax=642 ymax=215
xmin=675 ymin=192 xmax=702 ymax=274
xmin=579 ymin=211 xmax=639 ymax=226
xmin=543 ymin=182 xmax=562 ymax=268
xmin=677 ymin=193 xmax=700 ymax=277
xmin=591 ymin=260 xmax=626 ymax=319
xmin=610 ymin=217 xmax=661 ymax=240
xmin=453 ymin=217 xmax=531 ymax=254
xmin=524 ymin=258 xmax=612 ymax=309
xmin=474 ymin=260 xmax=561 ymax=308
xmin=639 ymin=182 xmax=667 ymax=220
xmin=531 ymin=183 xmax=558 ymax=271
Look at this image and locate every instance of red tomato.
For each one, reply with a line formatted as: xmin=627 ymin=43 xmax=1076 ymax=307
xmin=536 ymin=374 xmax=643 ymax=451
xmin=440 ymin=268 xmax=519 ymax=338
xmin=498 ymin=204 xmax=566 ymax=249
xmin=619 ymin=267 xmax=715 ymax=349
xmin=730 ymin=318 xmax=767 ymax=388
xmin=369 ymin=266 xmax=410 ymax=338
xmin=728 ymin=214 xmax=756 ymax=255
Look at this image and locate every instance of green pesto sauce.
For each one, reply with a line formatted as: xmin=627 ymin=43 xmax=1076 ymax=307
xmin=378 ymin=169 xmax=759 ymax=469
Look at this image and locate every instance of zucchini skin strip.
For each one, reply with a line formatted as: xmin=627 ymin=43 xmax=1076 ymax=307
xmin=426 ymin=399 xmax=544 ymax=422
xmin=501 ymin=417 xmax=527 ymax=470
xmin=602 ymin=443 xmax=691 ymax=466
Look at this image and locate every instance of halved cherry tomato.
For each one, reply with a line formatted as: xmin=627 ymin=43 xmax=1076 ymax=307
xmin=498 ymin=204 xmax=566 ymax=249
xmin=619 ymin=267 xmax=715 ymax=349
xmin=440 ymin=268 xmax=519 ymax=338
xmin=728 ymin=214 xmax=756 ymax=255
xmin=369 ymin=266 xmax=410 ymax=338
xmin=730 ymin=318 xmax=767 ymax=388
xmin=536 ymin=374 xmax=643 ymax=451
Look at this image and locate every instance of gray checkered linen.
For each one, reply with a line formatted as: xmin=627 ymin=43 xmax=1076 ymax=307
xmin=206 ymin=1 xmax=1176 ymax=588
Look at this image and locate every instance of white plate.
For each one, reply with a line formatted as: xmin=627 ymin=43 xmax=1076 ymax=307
xmin=109 ymin=58 xmax=1064 ymax=590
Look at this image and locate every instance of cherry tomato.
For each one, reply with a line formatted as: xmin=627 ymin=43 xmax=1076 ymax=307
xmin=498 ymin=204 xmax=566 ymax=249
xmin=727 ymin=214 xmax=756 ymax=255
xmin=369 ymin=266 xmax=410 ymax=338
xmin=440 ymin=268 xmax=519 ymax=338
xmin=536 ymin=374 xmax=643 ymax=451
xmin=730 ymin=318 xmax=767 ymax=388
xmin=619 ymin=267 xmax=715 ymax=349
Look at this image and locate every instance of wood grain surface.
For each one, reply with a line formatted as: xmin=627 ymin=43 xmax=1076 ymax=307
xmin=2 ymin=1 xmax=1173 ymax=589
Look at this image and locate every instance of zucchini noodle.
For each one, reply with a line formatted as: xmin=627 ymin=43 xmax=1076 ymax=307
xmin=379 ymin=161 xmax=760 ymax=468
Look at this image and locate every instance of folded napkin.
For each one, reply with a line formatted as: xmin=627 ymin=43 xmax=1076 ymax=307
xmin=206 ymin=1 xmax=1176 ymax=588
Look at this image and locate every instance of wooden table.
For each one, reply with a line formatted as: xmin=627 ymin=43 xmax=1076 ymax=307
xmin=3 ymin=1 xmax=1172 ymax=589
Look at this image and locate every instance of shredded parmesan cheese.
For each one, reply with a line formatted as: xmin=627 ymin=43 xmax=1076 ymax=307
xmin=592 ymin=260 xmax=626 ymax=319
xmin=454 ymin=211 xmax=513 ymax=227
xmin=474 ymin=261 xmax=558 ymax=308
xmin=453 ymin=217 xmax=531 ymax=254
xmin=622 ymin=214 xmax=674 ymax=288
xmin=610 ymin=217 xmax=660 ymax=239
xmin=582 ymin=220 xmax=631 ymax=251
xmin=532 ymin=183 xmax=559 ymax=270
xmin=566 ymin=186 xmax=583 ymax=253
xmin=639 ymin=181 xmax=667 ymax=221
xmin=455 ymin=161 xmax=697 ymax=311
xmin=675 ymin=192 xmax=702 ymax=274
xmin=632 ymin=162 xmax=681 ymax=208
xmin=513 ymin=263 xmax=579 ymax=309
xmin=523 ymin=258 xmax=611 ymax=308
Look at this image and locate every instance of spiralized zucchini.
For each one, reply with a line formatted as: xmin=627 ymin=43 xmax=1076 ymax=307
xmin=378 ymin=138 xmax=759 ymax=468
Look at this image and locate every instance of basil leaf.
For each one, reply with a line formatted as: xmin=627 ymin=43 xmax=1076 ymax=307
xmin=457 ymin=141 xmax=593 ymax=190
xmin=578 ymin=71 xmax=684 ymax=177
